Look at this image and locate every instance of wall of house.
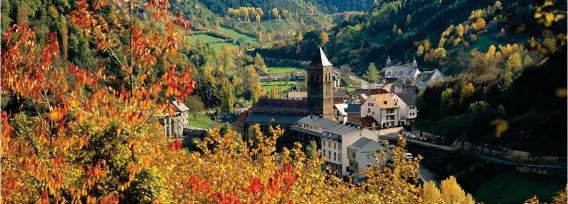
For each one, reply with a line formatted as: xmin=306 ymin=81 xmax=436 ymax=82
xmin=322 ymin=138 xmax=341 ymax=166
xmin=338 ymin=130 xmax=378 ymax=177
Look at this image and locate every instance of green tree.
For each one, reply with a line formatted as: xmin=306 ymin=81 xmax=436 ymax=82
xmin=184 ymin=95 xmax=206 ymax=120
xmin=220 ymin=77 xmax=235 ymax=113
xmin=17 ymin=1 xmax=29 ymax=25
xmin=254 ymin=53 xmax=267 ymax=73
xmin=364 ymin=63 xmax=380 ymax=83
xmin=469 ymin=101 xmax=490 ymax=112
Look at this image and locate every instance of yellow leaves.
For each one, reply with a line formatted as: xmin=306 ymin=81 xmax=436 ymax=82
xmin=491 ymin=119 xmax=509 ymax=138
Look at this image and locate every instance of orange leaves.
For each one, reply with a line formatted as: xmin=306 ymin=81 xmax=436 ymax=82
xmin=48 ymin=106 xmax=68 ymax=121
xmin=168 ymin=140 xmax=182 ymax=150
xmin=248 ymin=178 xmax=264 ymax=194
xmin=70 ymin=0 xmax=94 ymax=33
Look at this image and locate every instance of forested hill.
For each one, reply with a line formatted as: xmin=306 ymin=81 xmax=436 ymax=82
xmin=258 ymin=0 xmax=566 ymax=74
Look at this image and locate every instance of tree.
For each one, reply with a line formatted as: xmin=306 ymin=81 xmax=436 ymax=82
xmin=459 ymin=83 xmax=475 ymax=105
xmin=58 ymin=16 xmax=69 ymax=60
xmin=472 ymin=18 xmax=486 ymax=32
xmin=397 ymin=29 xmax=404 ymax=36
xmin=184 ymin=95 xmax=206 ymax=120
xmin=440 ymin=176 xmax=475 ymax=204
xmin=441 ymin=88 xmax=455 ymax=116
xmin=392 ymin=24 xmax=398 ymax=33
xmin=416 ymin=44 xmax=425 ymax=56
xmin=506 ymin=52 xmax=523 ymax=71
xmin=405 ymin=14 xmax=412 ymax=26
xmin=320 ymin=32 xmax=329 ymax=45
xmin=364 ymin=63 xmax=380 ymax=83
xmin=271 ymin=8 xmax=280 ymax=19
xmin=339 ymin=67 xmax=352 ymax=88
xmin=254 ymin=53 xmax=268 ymax=73
xmin=1 ymin=0 xmax=195 ymax=201
xmin=422 ymin=181 xmax=442 ymax=203
xmin=220 ymin=77 xmax=235 ymax=113
xmin=469 ymin=101 xmax=490 ymax=112
xmin=16 ymin=1 xmax=29 ymax=25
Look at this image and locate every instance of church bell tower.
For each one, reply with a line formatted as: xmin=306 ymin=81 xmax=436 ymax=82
xmin=307 ymin=47 xmax=334 ymax=120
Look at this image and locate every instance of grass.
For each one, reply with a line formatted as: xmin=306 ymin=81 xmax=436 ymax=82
xmin=260 ymin=19 xmax=294 ymax=32
xmin=187 ymin=114 xmax=214 ymax=129
xmin=187 ymin=34 xmax=224 ymax=43
xmin=261 ymin=80 xmax=296 ymax=92
xmin=474 ymin=171 xmax=565 ymax=203
xmin=266 ymin=67 xmax=304 ymax=75
xmin=218 ymin=27 xmax=256 ymax=44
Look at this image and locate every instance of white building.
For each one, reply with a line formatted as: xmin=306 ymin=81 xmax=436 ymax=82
xmin=347 ymin=137 xmax=390 ymax=183
xmin=360 ymin=94 xmax=400 ymax=129
xmin=394 ymin=93 xmax=417 ymax=126
xmin=333 ymin=103 xmax=348 ymax=123
xmin=321 ymin=123 xmax=379 ymax=177
xmin=160 ymin=101 xmax=190 ymax=138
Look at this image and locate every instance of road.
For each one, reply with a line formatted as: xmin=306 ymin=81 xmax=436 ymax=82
xmin=419 ymin=165 xmax=440 ymax=185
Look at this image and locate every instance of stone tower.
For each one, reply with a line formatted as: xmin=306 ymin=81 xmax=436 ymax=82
xmin=307 ymin=47 xmax=334 ymax=120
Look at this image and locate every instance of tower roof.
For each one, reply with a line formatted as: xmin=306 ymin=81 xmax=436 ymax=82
xmin=310 ymin=47 xmax=333 ymax=67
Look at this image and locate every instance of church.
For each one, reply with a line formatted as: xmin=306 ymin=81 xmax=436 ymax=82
xmin=234 ymin=47 xmax=336 ymax=149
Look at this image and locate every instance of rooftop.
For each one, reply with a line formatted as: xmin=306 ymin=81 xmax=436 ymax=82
xmin=370 ymin=94 xmax=399 ymax=109
xmin=348 ymin=137 xmax=378 ymax=151
xmin=245 ymin=112 xmax=305 ymax=125
xmin=249 ymin=98 xmax=308 ymax=114
xmin=346 ymin=104 xmax=361 ymax=113
xmin=351 ymin=116 xmax=378 ymax=128
xmin=395 ymin=92 xmax=417 ymax=105
xmin=310 ymin=47 xmax=333 ymax=67
xmin=172 ymin=100 xmax=189 ymax=112
xmin=297 ymin=115 xmax=340 ymax=130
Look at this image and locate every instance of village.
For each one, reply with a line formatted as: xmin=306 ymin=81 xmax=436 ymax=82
xmin=160 ymin=48 xmax=448 ymax=182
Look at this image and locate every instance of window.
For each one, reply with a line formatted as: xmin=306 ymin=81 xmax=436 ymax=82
xmin=334 ymin=152 xmax=337 ymax=160
xmin=367 ymin=154 xmax=371 ymax=159
xmin=323 ymin=149 xmax=326 ymax=156
xmin=383 ymin=101 xmax=387 ymax=105
xmin=334 ymin=143 xmax=336 ymax=149
xmin=328 ymin=151 xmax=331 ymax=159
xmin=328 ymin=142 xmax=331 ymax=148
xmin=372 ymin=112 xmax=374 ymax=115
xmin=368 ymin=108 xmax=371 ymax=113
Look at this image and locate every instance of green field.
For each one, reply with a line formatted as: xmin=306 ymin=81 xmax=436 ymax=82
xmin=218 ymin=27 xmax=256 ymax=44
xmin=266 ymin=67 xmax=303 ymax=75
xmin=261 ymin=80 xmax=296 ymax=92
xmin=260 ymin=19 xmax=294 ymax=32
xmin=474 ymin=171 xmax=565 ymax=203
xmin=187 ymin=34 xmax=224 ymax=43
xmin=188 ymin=114 xmax=214 ymax=129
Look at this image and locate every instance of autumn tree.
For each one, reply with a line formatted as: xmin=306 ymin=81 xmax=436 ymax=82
xmin=1 ymin=0 xmax=195 ymax=202
xmin=271 ymin=8 xmax=280 ymax=19
xmin=439 ymin=176 xmax=475 ymax=204
xmin=320 ymin=31 xmax=329 ymax=45
xmin=505 ymin=52 xmax=523 ymax=71
xmin=472 ymin=18 xmax=487 ymax=32
xmin=364 ymin=62 xmax=380 ymax=83
xmin=459 ymin=83 xmax=475 ymax=105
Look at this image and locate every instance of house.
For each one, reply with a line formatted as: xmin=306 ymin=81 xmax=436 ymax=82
xmin=383 ymin=57 xmax=421 ymax=83
xmin=360 ymin=94 xmax=400 ymax=129
xmin=332 ymin=69 xmax=341 ymax=89
xmin=394 ymin=92 xmax=418 ymax=125
xmin=415 ymin=69 xmax=446 ymax=89
xmin=346 ymin=103 xmax=361 ymax=121
xmin=351 ymin=116 xmax=380 ymax=130
xmin=321 ymin=123 xmax=379 ymax=177
xmin=383 ymin=56 xmax=446 ymax=90
xmin=160 ymin=101 xmax=190 ymax=138
xmin=333 ymin=103 xmax=348 ymax=123
xmin=290 ymin=115 xmax=342 ymax=147
xmin=347 ymin=137 xmax=390 ymax=183
xmin=241 ymin=99 xmax=308 ymax=142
